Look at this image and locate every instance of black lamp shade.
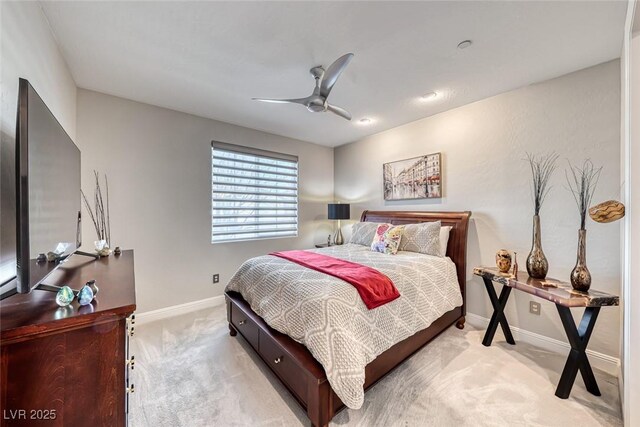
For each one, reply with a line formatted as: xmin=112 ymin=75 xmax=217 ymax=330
xmin=328 ymin=203 xmax=350 ymax=220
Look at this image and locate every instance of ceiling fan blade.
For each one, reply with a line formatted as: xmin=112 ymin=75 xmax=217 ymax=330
xmin=326 ymin=104 xmax=352 ymax=121
xmin=320 ymin=53 xmax=354 ymax=98
xmin=252 ymin=97 xmax=308 ymax=105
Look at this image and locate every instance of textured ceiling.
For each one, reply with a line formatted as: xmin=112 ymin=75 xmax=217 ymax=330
xmin=41 ymin=1 xmax=627 ymax=147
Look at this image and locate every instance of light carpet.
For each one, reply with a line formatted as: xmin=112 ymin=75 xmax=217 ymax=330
xmin=129 ymin=305 xmax=621 ymax=426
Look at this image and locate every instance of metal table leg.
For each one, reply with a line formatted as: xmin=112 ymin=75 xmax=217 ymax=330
xmin=482 ymin=277 xmax=516 ymax=346
xmin=555 ymin=305 xmax=601 ymax=398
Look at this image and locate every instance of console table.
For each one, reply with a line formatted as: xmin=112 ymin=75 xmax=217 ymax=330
xmin=473 ymin=266 xmax=618 ymax=399
xmin=1 ymin=251 xmax=136 ymax=427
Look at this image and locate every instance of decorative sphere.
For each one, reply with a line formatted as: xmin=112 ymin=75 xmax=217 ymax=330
xmin=78 ymin=285 xmax=95 ymax=306
xmin=55 ymin=286 xmax=75 ymax=307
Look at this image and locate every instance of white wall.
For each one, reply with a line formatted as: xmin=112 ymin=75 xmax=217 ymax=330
xmin=622 ymin=1 xmax=640 ymax=423
xmin=0 ymin=1 xmax=77 ymax=284
xmin=335 ymin=60 xmax=621 ymax=359
xmin=76 ymin=89 xmax=334 ymax=312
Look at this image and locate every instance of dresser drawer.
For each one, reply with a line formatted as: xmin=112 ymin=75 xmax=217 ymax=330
xmin=259 ymin=333 xmax=307 ymax=403
xmin=230 ymin=302 xmax=260 ymax=350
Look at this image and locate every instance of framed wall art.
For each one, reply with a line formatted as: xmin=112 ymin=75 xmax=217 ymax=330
xmin=383 ymin=153 xmax=442 ymax=200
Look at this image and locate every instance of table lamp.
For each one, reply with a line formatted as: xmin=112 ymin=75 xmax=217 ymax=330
xmin=328 ymin=203 xmax=350 ymax=245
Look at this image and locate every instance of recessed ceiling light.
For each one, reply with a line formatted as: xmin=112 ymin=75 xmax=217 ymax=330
xmin=358 ymin=118 xmax=373 ymax=125
xmin=457 ymin=40 xmax=473 ymax=50
xmin=420 ymin=92 xmax=438 ymax=101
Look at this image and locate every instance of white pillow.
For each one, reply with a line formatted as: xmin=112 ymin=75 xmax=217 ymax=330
xmin=440 ymin=226 xmax=452 ymax=257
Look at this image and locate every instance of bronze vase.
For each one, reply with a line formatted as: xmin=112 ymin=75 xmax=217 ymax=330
xmin=526 ymin=215 xmax=548 ymax=279
xmin=570 ymin=229 xmax=591 ymax=292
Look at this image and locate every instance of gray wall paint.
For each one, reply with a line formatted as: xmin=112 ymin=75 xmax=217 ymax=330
xmin=334 ymin=60 xmax=621 ymax=359
xmin=76 ymin=89 xmax=334 ymax=312
xmin=0 ymin=1 xmax=77 ymax=284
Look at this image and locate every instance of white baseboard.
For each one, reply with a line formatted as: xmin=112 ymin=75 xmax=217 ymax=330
xmin=136 ymin=295 xmax=225 ymax=325
xmin=466 ymin=312 xmax=620 ymax=376
xmin=618 ymin=365 xmax=624 ymax=408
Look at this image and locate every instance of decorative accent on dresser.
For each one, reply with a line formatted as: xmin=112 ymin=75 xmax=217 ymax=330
xmin=383 ymin=153 xmax=442 ymax=200
xmin=328 ymin=203 xmax=350 ymax=245
xmin=589 ymin=199 xmax=625 ymax=223
xmin=82 ymin=170 xmax=113 ymax=256
xmin=566 ymin=160 xmax=602 ymax=291
xmin=78 ymin=283 xmax=95 ymax=305
xmin=87 ymin=279 xmax=99 ymax=296
xmin=495 ymin=249 xmax=512 ymax=273
xmin=1 ymin=251 xmax=136 ymax=427
xmin=525 ymin=152 xmax=558 ymax=279
xmin=55 ymin=285 xmax=75 ymax=307
xmin=474 ymin=266 xmax=618 ymax=399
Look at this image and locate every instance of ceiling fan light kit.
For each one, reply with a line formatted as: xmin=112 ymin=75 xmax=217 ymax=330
xmin=252 ymin=53 xmax=354 ymax=121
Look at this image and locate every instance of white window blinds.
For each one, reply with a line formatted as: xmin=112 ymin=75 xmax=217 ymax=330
xmin=211 ymin=141 xmax=298 ymax=243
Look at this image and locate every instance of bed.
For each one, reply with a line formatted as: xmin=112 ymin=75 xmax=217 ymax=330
xmin=225 ymin=210 xmax=471 ymax=426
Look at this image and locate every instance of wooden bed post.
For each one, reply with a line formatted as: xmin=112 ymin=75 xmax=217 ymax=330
xmin=227 ymin=298 xmax=238 ymax=336
xmin=307 ymin=380 xmax=332 ymax=427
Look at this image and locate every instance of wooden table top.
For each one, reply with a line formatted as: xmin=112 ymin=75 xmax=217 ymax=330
xmin=1 ymin=250 xmax=136 ymax=343
xmin=473 ymin=266 xmax=619 ymax=308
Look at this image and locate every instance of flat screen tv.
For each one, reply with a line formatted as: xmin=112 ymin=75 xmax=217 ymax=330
xmin=12 ymin=78 xmax=82 ymax=296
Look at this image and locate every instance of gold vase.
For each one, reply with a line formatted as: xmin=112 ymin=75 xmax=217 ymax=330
xmin=570 ymin=229 xmax=591 ymax=292
xmin=526 ymin=215 xmax=548 ymax=279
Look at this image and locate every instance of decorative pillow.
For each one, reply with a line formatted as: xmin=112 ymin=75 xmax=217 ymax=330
xmin=440 ymin=226 xmax=452 ymax=257
xmin=398 ymin=221 xmax=441 ymax=256
xmin=349 ymin=222 xmax=388 ymax=246
xmin=370 ymin=224 xmax=405 ymax=255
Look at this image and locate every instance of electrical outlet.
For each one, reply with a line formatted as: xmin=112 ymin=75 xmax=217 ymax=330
xmin=213 ymin=274 xmax=220 ymax=284
xmin=529 ymin=301 xmax=541 ymax=315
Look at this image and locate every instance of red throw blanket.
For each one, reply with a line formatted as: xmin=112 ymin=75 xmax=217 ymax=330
xmin=270 ymin=250 xmax=400 ymax=309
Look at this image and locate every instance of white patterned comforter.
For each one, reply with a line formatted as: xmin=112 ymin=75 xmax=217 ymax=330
xmin=225 ymin=244 xmax=462 ymax=409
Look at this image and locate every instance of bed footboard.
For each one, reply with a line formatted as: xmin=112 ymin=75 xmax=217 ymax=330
xmin=226 ymin=290 xmax=463 ymax=427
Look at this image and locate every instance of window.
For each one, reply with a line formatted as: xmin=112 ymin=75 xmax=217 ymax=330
xmin=211 ymin=141 xmax=298 ymax=243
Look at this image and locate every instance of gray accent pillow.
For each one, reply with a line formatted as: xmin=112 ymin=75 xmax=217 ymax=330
xmin=398 ymin=221 xmax=442 ymax=256
xmin=349 ymin=222 xmax=389 ymax=246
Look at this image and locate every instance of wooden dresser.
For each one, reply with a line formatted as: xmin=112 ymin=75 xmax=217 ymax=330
xmin=0 ymin=250 xmax=136 ymax=427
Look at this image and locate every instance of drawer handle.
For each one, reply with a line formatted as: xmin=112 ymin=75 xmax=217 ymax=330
xmin=126 ymin=384 xmax=135 ymax=394
xmin=127 ymin=356 xmax=135 ymax=369
xmin=128 ymin=327 xmax=135 ymax=337
xmin=238 ymin=320 xmax=246 ymax=325
xmin=274 ymin=357 xmax=282 ymax=364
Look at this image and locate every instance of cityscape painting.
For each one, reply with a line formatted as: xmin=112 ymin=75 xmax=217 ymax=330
xmin=383 ymin=153 xmax=442 ymax=200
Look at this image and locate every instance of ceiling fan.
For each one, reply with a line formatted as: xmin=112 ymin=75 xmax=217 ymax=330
xmin=252 ymin=53 xmax=354 ymax=121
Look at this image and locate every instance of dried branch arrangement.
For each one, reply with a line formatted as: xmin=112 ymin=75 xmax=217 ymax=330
xmin=526 ymin=152 xmax=559 ymax=215
xmin=565 ymin=160 xmax=602 ymax=230
xmin=81 ymin=171 xmax=111 ymax=245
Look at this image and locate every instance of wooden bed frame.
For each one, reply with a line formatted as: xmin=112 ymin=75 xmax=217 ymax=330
xmin=225 ymin=210 xmax=471 ymax=426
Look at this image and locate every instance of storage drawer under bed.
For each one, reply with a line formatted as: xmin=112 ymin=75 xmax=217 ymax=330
xmin=226 ymin=293 xmax=329 ymax=409
xmin=229 ymin=299 xmax=260 ymax=350
xmin=259 ymin=328 xmax=308 ymax=404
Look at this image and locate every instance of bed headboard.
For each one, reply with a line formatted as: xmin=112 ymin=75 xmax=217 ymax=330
xmin=360 ymin=210 xmax=472 ymax=314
